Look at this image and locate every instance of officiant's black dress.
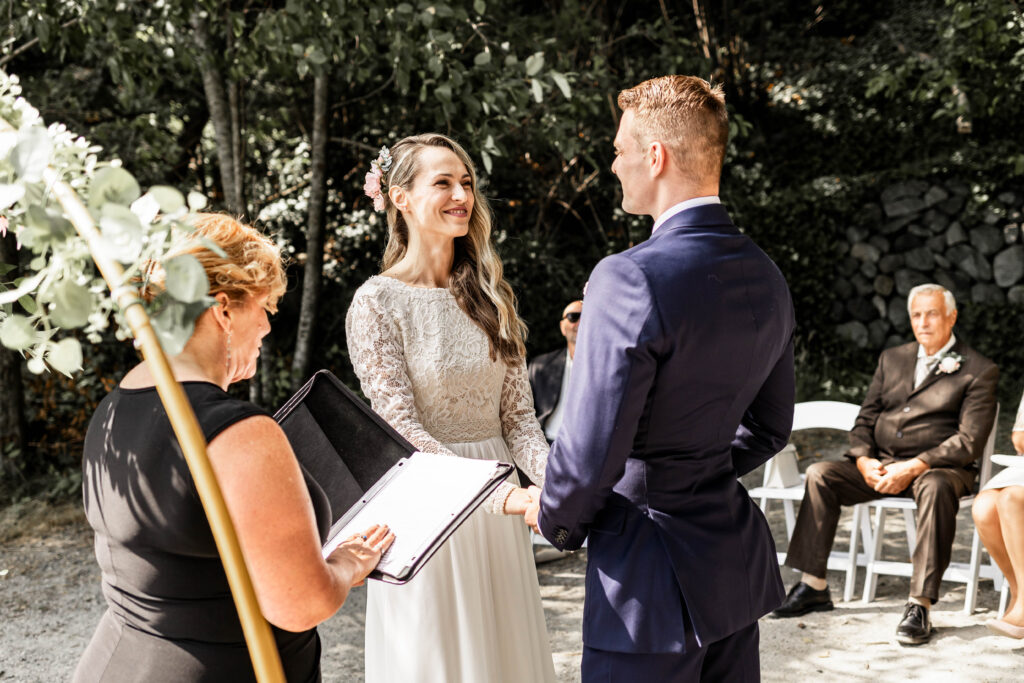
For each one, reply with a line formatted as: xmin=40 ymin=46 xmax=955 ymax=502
xmin=74 ymin=382 xmax=330 ymax=683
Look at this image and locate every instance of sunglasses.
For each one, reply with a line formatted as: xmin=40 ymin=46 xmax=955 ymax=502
xmin=562 ymin=312 xmax=581 ymax=323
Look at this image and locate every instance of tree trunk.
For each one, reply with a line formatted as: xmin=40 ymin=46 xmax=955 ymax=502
xmin=0 ymin=234 xmax=26 ymax=477
xmin=228 ymin=79 xmax=245 ymax=216
xmin=190 ymin=10 xmax=244 ymax=216
xmin=291 ymin=74 xmax=329 ymax=389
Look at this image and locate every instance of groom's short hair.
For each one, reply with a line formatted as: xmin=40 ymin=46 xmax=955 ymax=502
xmin=617 ymin=76 xmax=728 ymax=183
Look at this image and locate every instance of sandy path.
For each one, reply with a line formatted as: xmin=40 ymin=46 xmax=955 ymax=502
xmin=2 ymin=489 xmax=1021 ymax=681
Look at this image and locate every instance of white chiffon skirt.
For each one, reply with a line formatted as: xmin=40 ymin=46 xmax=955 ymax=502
xmin=364 ymin=435 xmax=557 ymax=683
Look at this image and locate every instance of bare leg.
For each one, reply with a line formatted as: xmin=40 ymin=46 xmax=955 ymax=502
xmin=974 ymin=490 xmax=1017 ymax=614
xmin=996 ymin=487 xmax=1024 ymax=625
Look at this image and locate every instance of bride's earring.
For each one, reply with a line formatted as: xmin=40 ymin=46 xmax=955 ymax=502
xmin=225 ymin=329 xmax=233 ymax=374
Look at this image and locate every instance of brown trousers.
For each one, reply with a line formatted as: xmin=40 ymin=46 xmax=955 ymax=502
xmin=784 ymin=459 xmax=974 ymax=602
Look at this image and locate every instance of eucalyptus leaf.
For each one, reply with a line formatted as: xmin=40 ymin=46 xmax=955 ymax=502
xmin=187 ymin=191 xmax=208 ymax=211
xmin=49 ymin=279 xmax=93 ymax=328
xmin=0 ymin=131 xmax=18 ymax=159
xmin=149 ymin=298 xmax=209 ymax=355
xmin=11 ymin=127 xmax=52 ymax=182
xmin=473 ymin=0 xmax=486 ymax=14
xmin=47 ymin=337 xmax=83 ymax=376
xmin=164 ymin=254 xmax=209 ymax=303
xmin=0 ymin=183 xmax=25 ymax=210
xmin=90 ymin=166 xmax=141 ymax=208
xmin=474 ymin=50 xmax=491 ymax=66
xmin=0 ymin=263 xmax=16 ymax=276
xmin=0 ymin=314 xmax=37 ymax=350
xmin=99 ymin=203 xmax=144 ymax=263
xmin=130 ymin=192 xmax=160 ymax=226
xmin=24 ymin=205 xmax=73 ymax=244
xmin=148 ymin=186 xmax=186 ymax=214
xmin=481 ymin=149 xmax=493 ymax=174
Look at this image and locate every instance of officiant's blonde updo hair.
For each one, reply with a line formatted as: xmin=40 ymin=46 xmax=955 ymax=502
xmin=142 ymin=213 xmax=286 ymax=313
xmin=379 ymin=133 xmax=527 ymax=365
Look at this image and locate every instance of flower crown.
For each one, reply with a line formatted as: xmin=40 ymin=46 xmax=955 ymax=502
xmin=363 ymin=145 xmax=393 ymax=212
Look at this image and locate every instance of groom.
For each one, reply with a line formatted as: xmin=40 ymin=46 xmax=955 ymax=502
xmin=528 ymin=76 xmax=795 ymax=680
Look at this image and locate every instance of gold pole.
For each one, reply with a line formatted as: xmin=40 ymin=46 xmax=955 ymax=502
xmin=34 ymin=162 xmax=286 ymax=682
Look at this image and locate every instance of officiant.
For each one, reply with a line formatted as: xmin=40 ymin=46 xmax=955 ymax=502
xmin=74 ymin=214 xmax=392 ymax=683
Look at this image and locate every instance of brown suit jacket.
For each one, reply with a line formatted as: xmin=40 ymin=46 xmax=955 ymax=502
xmin=847 ymin=339 xmax=998 ymax=471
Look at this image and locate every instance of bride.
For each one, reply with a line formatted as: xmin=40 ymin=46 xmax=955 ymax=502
xmin=345 ymin=133 xmax=557 ymax=682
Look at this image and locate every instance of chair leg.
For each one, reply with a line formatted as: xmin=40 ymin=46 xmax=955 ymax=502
xmin=964 ymin=526 xmax=983 ymax=615
xmin=863 ymin=506 xmax=886 ymax=603
xmin=999 ymin=579 xmax=1010 ymax=618
xmin=845 ymin=503 xmax=863 ymax=603
xmin=783 ymin=499 xmax=796 ymax=541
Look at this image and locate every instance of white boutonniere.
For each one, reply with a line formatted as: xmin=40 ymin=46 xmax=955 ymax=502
xmin=935 ymin=351 xmax=964 ymax=375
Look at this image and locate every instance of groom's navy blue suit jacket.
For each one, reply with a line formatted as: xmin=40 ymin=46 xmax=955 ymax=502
xmin=538 ymin=203 xmax=795 ymax=653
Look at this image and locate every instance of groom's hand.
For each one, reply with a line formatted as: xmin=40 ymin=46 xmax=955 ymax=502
xmin=523 ymin=485 xmax=542 ymax=533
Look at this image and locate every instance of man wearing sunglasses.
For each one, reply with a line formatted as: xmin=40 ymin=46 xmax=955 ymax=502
xmin=525 ymin=299 xmax=582 ymax=565
xmin=528 ymin=300 xmax=583 ymax=445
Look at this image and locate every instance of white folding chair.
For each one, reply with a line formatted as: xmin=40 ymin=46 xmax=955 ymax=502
xmin=860 ymin=405 xmax=1002 ymax=614
xmin=747 ymin=400 xmax=870 ymax=602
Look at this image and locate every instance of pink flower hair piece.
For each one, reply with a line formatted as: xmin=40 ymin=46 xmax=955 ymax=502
xmin=363 ymin=145 xmax=393 ymax=212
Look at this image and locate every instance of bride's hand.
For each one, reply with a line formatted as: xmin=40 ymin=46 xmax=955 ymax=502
xmin=523 ymin=486 xmax=541 ymax=533
xmin=502 ymin=486 xmax=540 ymax=515
xmin=328 ymin=523 xmax=395 ymax=587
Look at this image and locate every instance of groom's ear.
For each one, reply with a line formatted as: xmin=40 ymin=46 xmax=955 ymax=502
xmin=648 ymin=140 xmax=668 ymax=177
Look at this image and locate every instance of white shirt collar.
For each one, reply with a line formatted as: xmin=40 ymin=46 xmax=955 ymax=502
xmin=652 ymin=196 xmax=721 ymax=234
xmin=918 ymin=333 xmax=956 ymax=359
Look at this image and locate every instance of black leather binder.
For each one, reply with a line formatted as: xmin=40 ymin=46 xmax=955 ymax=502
xmin=273 ymin=370 xmax=512 ymax=583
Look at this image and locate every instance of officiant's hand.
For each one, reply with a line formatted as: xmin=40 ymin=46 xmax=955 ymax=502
xmin=328 ymin=523 xmax=395 ymax=587
xmin=523 ymin=486 xmax=542 ymax=533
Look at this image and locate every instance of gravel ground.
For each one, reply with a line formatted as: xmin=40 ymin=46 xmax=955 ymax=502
xmin=2 ymin=430 xmax=1022 ymax=682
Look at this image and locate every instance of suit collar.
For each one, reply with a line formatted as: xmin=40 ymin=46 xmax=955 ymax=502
xmin=649 ymin=203 xmax=737 ymax=239
xmin=652 ymin=196 xmax=721 ymax=233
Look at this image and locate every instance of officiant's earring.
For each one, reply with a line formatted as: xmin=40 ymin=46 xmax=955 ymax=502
xmin=225 ymin=330 xmax=232 ymax=374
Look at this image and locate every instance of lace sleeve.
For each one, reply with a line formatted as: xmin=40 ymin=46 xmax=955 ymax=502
xmin=345 ymin=289 xmax=458 ymax=461
xmin=499 ymin=357 xmax=549 ymax=498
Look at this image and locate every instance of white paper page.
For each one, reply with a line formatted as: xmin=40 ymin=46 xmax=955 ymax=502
xmin=321 ymin=452 xmax=502 ymax=576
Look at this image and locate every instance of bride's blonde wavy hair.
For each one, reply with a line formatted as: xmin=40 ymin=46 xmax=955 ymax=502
xmin=379 ymin=133 xmax=527 ymax=364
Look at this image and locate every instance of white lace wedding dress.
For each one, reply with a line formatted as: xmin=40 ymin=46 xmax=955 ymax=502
xmin=346 ymin=275 xmax=557 ymax=683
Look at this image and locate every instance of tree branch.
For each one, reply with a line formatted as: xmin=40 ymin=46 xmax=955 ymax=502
xmin=0 ymin=17 xmax=82 ymax=67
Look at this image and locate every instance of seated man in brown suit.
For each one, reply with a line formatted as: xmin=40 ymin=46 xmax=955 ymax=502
xmin=773 ymin=283 xmax=998 ymax=646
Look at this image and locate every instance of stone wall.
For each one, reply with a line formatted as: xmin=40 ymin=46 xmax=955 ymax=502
xmin=834 ymin=179 xmax=1024 ymax=350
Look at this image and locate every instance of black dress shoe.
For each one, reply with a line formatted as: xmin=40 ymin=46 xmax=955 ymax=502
xmin=896 ymin=602 xmax=932 ymax=645
xmin=771 ymin=582 xmax=834 ymax=618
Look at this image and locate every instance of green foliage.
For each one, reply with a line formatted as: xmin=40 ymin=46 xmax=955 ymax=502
xmin=0 ymin=71 xmax=215 ymax=369
xmin=3 ymin=0 xmax=1024 ymax=484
